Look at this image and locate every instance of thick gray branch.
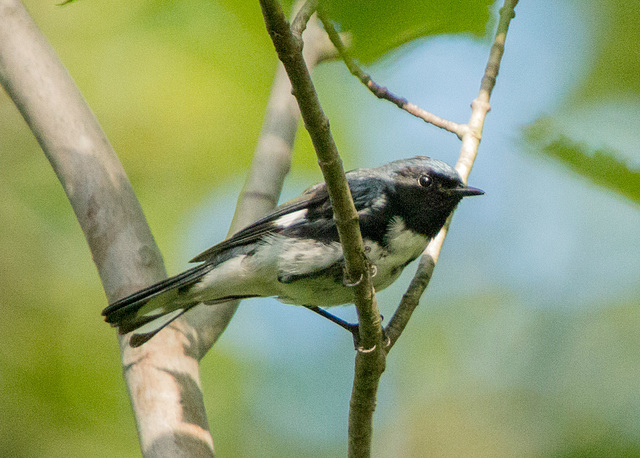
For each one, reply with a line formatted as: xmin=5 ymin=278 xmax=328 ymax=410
xmin=0 ymin=1 xmax=213 ymax=455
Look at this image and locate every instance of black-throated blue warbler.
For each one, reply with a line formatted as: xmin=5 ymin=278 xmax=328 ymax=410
xmin=102 ymin=156 xmax=483 ymax=346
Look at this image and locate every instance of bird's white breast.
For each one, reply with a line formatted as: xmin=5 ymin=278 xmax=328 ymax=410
xmin=365 ymin=217 xmax=428 ymax=290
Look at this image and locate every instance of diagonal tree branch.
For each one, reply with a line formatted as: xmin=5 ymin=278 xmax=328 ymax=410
xmin=259 ymin=0 xmax=382 ymax=350
xmin=385 ymin=0 xmax=519 ymax=350
xmin=316 ymin=8 xmax=467 ymax=139
xmin=258 ymin=3 xmax=386 ymax=457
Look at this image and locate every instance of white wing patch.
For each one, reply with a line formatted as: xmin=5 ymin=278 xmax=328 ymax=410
xmin=277 ymin=238 xmax=343 ymax=277
xmin=275 ymin=209 xmax=308 ymax=228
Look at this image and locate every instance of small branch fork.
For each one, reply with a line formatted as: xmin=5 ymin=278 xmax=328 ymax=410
xmin=259 ymin=1 xmax=519 ymax=457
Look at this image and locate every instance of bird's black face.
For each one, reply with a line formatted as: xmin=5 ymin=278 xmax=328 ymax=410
xmin=387 ymin=162 xmax=483 ymax=239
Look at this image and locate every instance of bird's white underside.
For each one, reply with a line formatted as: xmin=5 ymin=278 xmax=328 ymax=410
xmin=188 ymin=216 xmax=428 ymax=307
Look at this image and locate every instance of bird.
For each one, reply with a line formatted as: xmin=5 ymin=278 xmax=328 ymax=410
xmin=102 ymin=156 xmax=483 ymax=347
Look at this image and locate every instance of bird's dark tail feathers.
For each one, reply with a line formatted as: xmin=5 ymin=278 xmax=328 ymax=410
xmin=102 ymin=263 xmax=214 ymax=347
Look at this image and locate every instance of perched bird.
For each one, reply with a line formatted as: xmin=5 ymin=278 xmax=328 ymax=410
xmin=102 ymin=156 xmax=483 ymax=346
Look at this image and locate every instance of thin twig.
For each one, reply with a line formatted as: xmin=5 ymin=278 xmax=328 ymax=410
xmin=317 ymin=9 xmax=467 ymax=139
xmin=385 ymin=0 xmax=519 ymax=351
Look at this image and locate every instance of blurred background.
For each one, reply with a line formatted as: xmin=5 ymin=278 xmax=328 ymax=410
xmin=1 ymin=0 xmax=639 ymax=456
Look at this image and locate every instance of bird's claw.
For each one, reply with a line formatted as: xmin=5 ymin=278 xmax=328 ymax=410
xmin=342 ymin=263 xmax=377 ymax=287
xmin=343 ymin=272 xmax=363 ymax=287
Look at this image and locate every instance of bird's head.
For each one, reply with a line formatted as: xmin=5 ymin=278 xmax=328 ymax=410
xmin=379 ymin=156 xmax=484 ymax=238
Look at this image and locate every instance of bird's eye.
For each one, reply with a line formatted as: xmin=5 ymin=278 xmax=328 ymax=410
xmin=418 ymin=175 xmax=432 ymax=188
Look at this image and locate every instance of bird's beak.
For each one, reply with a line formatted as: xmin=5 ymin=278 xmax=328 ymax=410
xmin=449 ymin=185 xmax=484 ymax=197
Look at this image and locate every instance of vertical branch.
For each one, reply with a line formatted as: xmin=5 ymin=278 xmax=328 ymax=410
xmin=348 ymin=350 xmax=385 ymax=458
xmin=259 ymin=0 xmax=382 ymax=349
xmin=0 ymin=1 xmax=214 ymax=456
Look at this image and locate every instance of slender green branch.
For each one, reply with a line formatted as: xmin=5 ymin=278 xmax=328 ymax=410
xmin=317 ymin=9 xmax=466 ymax=139
xmin=385 ymin=0 xmax=519 ymax=350
xmin=348 ymin=349 xmax=386 ymax=458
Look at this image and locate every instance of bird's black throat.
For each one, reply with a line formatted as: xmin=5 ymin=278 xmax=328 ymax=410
xmin=386 ymin=183 xmax=462 ymax=240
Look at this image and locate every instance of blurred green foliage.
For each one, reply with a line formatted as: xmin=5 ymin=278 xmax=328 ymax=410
xmin=525 ymin=118 xmax=640 ymax=206
xmin=382 ymin=295 xmax=640 ymax=457
xmin=215 ymin=0 xmax=495 ymax=63
xmin=1 ymin=0 xmax=639 ymax=457
xmin=570 ymin=0 xmax=640 ymax=100
xmin=526 ymin=0 xmax=640 ymax=205
xmin=322 ymin=0 xmax=494 ymax=63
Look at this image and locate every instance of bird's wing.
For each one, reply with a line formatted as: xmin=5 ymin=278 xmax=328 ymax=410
xmin=190 ymin=185 xmax=330 ymax=263
xmin=190 ymin=175 xmax=388 ymax=263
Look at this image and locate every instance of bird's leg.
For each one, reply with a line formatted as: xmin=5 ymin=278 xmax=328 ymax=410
xmin=304 ymin=253 xmax=385 ymax=348
xmin=303 ymin=305 xmax=387 ymax=349
xmin=303 ymin=305 xmax=359 ymax=335
xmin=303 ymin=305 xmax=361 ymax=348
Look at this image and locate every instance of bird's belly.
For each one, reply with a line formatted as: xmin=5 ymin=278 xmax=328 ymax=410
xmin=275 ymin=230 xmax=428 ymax=307
xmin=276 ymin=276 xmax=354 ymax=306
xmin=197 ymin=227 xmax=429 ymax=308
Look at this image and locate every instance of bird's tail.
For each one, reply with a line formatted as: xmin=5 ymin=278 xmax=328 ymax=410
xmin=102 ymin=263 xmax=214 ymax=347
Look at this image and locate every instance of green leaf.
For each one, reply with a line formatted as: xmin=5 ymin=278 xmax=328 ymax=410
xmin=525 ymin=119 xmax=640 ymax=206
xmin=214 ymin=0 xmax=494 ymax=63
xmin=323 ymin=0 xmax=495 ymax=63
